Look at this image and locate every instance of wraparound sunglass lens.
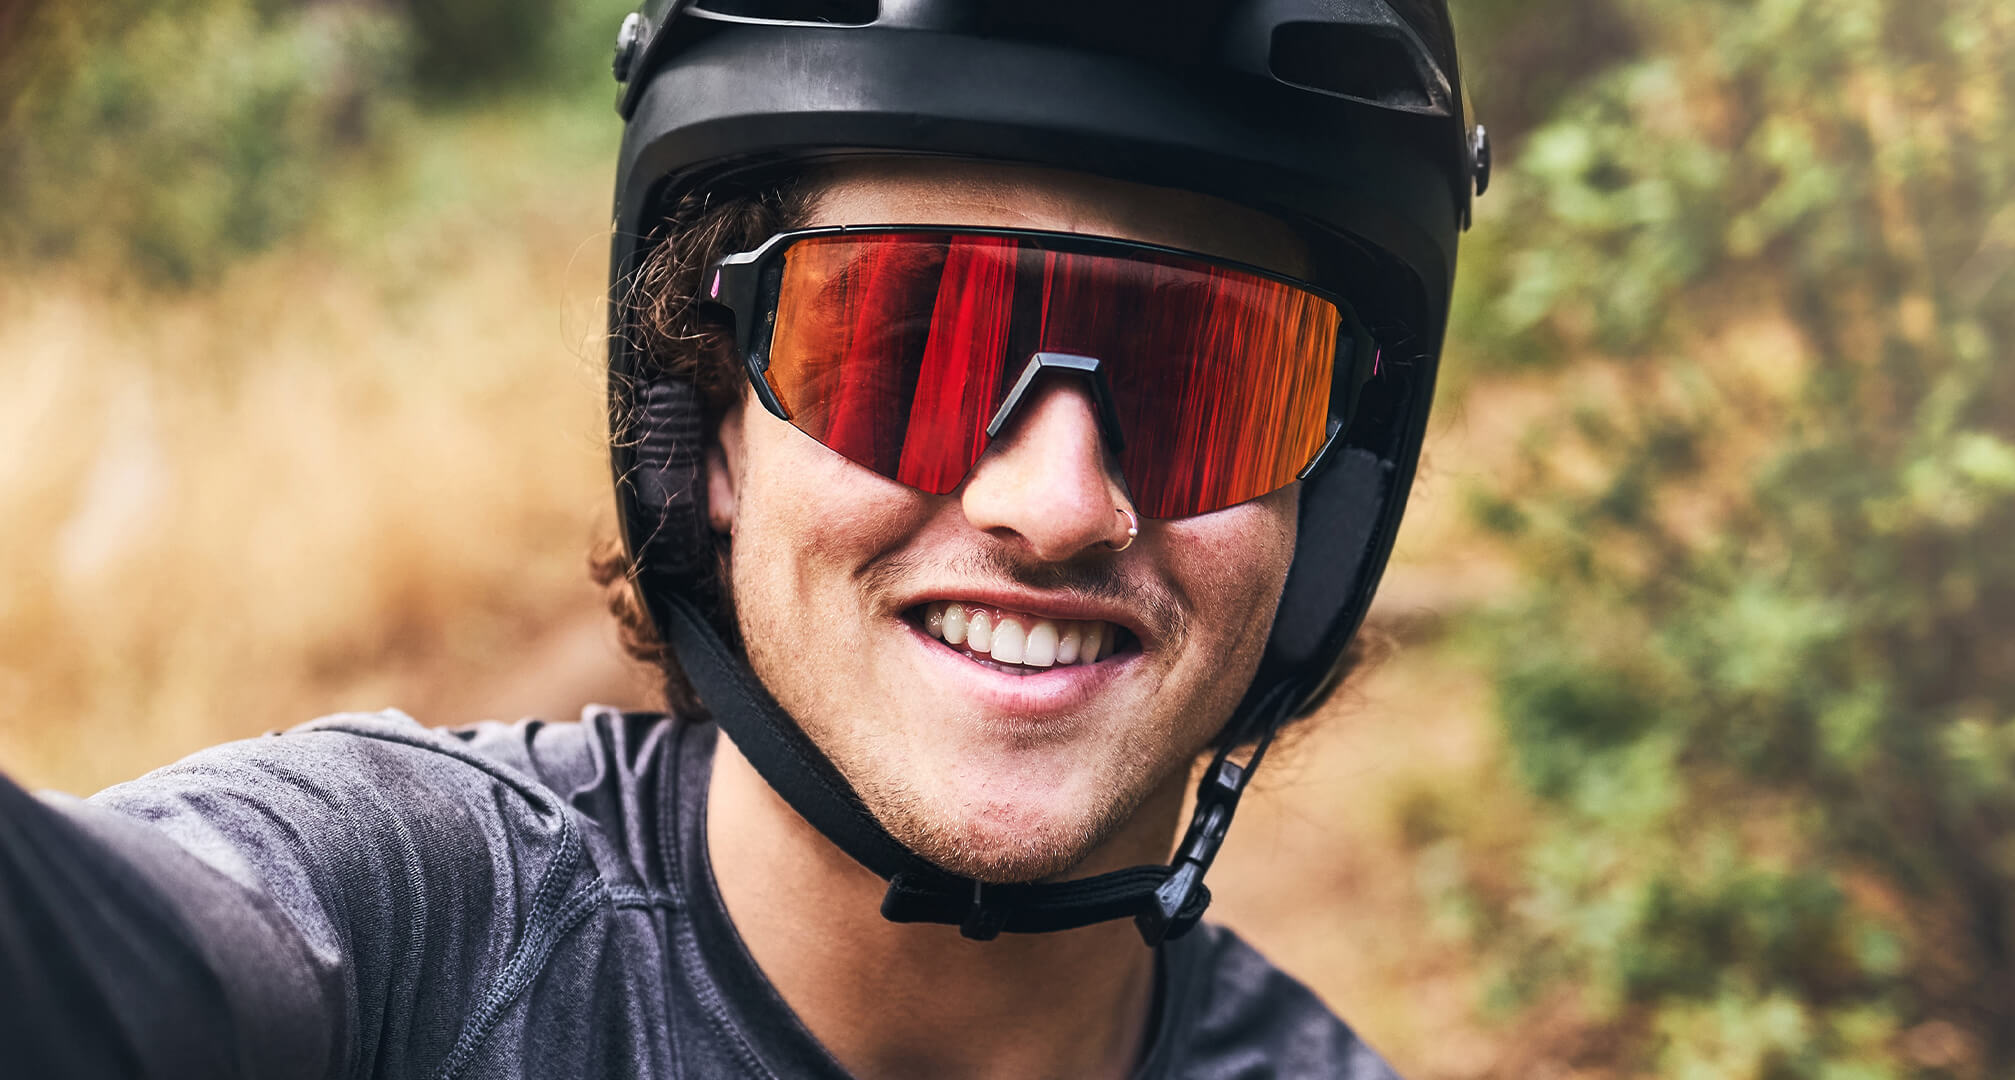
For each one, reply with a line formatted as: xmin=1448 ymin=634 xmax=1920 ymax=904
xmin=723 ymin=229 xmax=1355 ymax=519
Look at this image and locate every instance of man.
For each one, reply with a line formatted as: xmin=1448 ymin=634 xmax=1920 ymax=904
xmin=1 ymin=1 xmax=1486 ymax=1076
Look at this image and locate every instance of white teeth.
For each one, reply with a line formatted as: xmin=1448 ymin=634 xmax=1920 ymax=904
xmin=920 ymin=604 xmax=1122 ymax=667
xmin=1055 ymin=622 xmax=1082 ymax=665
xmin=990 ymin=617 xmax=1026 ymax=664
xmin=1023 ymin=621 xmax=1058 ymax=667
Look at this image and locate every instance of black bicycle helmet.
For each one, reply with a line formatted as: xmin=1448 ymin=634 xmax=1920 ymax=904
xmin=606 ymin=0 xmax=1486 ymax=945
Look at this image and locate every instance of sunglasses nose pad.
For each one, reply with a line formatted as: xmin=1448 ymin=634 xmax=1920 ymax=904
xmin=984 ymin=352 xmax=1128 ymax=455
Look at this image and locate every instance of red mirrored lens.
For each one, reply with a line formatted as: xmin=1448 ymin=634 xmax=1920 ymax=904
xmin=761 ymin=232 xmax=1339 ymax=518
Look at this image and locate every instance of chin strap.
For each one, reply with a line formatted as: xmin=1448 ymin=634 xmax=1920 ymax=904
xmin=655 ymin=588 xmax=1291 ymax=946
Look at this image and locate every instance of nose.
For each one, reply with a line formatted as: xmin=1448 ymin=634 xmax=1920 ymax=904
xmin=959 ymin=378 xmax=1132 ymax=561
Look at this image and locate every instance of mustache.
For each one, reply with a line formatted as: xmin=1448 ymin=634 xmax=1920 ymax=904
xmin=862 ymin=545 xmax=1189 ymax=642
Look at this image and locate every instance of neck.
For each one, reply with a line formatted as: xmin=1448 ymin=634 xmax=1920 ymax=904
xmin=705 ymin=734 xmax=1179 ymax=1080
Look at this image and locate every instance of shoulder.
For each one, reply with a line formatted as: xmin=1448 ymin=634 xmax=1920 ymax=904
xmin=86 ymin=709 xmax=621 ymax=1076
xmin=448 ymin=706 xmax=710 ymax=892
xmin=93 ymin=709 xmax=570 ymax=866
xmin=88 ymin=708 xmax=597 ymax=953
xmin=448 ymin=704 xmax=692 ymax=805
xmin=1151 ymin=922 xmax=1402 ymax=1080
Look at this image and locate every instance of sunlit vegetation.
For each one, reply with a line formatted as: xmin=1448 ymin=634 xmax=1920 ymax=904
xmin=1430 ymin=0 xmax=2015 ymax=1075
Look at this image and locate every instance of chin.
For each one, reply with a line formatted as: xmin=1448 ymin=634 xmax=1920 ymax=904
xmin=867 ymin=778 xmax=1126 ymax=884
xmin=900 ymin=816 xmax=1098 ymax=885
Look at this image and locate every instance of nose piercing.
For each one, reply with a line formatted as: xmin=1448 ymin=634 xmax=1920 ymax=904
xmin=1108 ymin=506 xmax=1139 ymax=552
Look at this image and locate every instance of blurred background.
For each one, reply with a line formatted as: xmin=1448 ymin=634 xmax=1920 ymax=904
xmin=2 ymin=0 xmax=2010 ymax=1076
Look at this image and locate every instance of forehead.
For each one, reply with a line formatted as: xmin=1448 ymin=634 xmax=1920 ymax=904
xmin=802 ymin=158 xmax=1312 ymax=278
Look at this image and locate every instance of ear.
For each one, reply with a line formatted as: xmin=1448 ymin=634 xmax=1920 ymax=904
xmin=706 ymin=397 xmax=747 ymax=534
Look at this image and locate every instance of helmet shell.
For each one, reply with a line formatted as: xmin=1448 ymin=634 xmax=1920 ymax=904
xmin=610 ymin=0 xmax=1473 ymax=726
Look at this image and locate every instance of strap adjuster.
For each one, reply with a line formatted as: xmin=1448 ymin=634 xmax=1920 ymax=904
xmin=1135 ymin=757 xmax=1244 ymax=946
xmin=960 ymin=880 xmax=1011 ymax=941
xmin=1135 ymin=683 xmax=1294 ymax=946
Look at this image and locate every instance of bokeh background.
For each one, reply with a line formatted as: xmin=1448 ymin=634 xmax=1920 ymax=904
xmin=3 ymin=1 xmax=2011 ymax=1076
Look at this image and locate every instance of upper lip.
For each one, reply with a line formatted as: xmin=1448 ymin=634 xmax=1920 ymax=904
xmin=893 ymin=583 xmax=1155 ymax=649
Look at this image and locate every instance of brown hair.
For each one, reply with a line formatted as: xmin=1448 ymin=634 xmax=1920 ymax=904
xmin=592 ymin=179 xmax=811 ymax=715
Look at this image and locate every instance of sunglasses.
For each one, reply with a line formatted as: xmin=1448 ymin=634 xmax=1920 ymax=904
xmin=702 ymin=226 xmax=1379 ymax=520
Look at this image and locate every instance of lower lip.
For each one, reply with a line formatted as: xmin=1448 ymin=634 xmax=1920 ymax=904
xmin=901 ymin=619 xmax=1134 ymax=718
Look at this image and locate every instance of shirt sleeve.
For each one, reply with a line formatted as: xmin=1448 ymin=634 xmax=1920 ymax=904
xmin=0 ymin=764 xmax=336 ymax=1080
xmin=2 ymin=710 xmax=593 ymax=1080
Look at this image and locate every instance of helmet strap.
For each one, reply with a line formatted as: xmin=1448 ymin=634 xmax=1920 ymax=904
xmin=652 ymin=582 xmax=1294 ymax=946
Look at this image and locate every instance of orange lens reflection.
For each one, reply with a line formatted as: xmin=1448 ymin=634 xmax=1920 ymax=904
xmin=763 ymin=232 xmax=1339 ymax=519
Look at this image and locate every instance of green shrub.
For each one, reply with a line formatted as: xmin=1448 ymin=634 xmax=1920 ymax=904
xmin=1445 ymin=0 xmax=2015 ymax=1074
xmin=400 ymin=0 xmax=561 ymax=98
xmin=0 ymin=0 xmax=409 ymax=284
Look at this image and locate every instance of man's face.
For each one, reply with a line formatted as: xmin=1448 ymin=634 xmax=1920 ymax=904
xmin=709 ymin=160 xmax=1305 ymax=883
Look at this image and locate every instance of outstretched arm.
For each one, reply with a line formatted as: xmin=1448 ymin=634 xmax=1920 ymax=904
xmin=0 ymin=768 xmax=336 ymax=1080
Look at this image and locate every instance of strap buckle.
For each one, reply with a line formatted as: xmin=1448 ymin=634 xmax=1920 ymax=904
xmin=960 ymin=879 xmax=1011 ymax=941
xmin=1134 ymin=755 xmax=1246 ymax=946
xmin=1134 ymin=682 xmax=1294 ymax=946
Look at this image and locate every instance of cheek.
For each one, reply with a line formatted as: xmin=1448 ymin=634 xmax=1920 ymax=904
xmin=729 ymin=412 xmax=933 ymax=603
xmin=1162 ymin=489 xmax=1298 ymax=657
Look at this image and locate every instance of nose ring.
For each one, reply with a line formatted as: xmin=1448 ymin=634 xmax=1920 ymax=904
xmin=1108 ymin=506 xmax=1139 ymax=552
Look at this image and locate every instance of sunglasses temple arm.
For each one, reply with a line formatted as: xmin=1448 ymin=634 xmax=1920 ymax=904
xmin=701 ymin=251 xmax=764 ymax=361
xmin=702 ymin=250 xmax=795 ymax=422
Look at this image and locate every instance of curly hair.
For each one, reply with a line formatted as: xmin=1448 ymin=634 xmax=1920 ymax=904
xmin=592 ymin=179 xmax=812 ymax=715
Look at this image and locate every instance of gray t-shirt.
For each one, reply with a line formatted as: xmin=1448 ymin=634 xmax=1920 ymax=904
xmin=6 ymin=707 xmax=1399 ymax=1078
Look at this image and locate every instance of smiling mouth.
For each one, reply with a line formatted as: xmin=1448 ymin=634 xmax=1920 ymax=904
xmin=906 ymin=601 xmax=1137 ymax=676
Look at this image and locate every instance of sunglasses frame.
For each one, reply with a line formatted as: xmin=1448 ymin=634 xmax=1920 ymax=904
xmin=700 ymin=224 xmax=1379 ymax=511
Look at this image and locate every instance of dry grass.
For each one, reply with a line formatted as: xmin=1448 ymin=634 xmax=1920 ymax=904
xmin=0 ymin=107 xmax=657 ymax=793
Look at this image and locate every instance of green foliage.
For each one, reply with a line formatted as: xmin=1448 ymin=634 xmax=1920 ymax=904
xmin=400 ymin=0 xmax=562 ymax=98
xmin=1447 ymin=0 xmax=2015 ymax=1074
xmin=0 ymin=0 xmax=635 ymax=284
xmin=0 ymin=0 xmax=411 ymax=284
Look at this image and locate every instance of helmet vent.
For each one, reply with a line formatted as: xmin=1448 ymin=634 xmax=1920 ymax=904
xmin=1268 ymin=21 xmax=1439 ymax=111
xmin=690 ymin=0 xmax=878 ymax=25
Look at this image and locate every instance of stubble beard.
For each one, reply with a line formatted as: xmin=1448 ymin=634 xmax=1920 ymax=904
xmin=843 ymin=706 xmax=1184 ymax=884
xmin=736 ymin=612 xmax=1190 ymax=883
xmin=725 ymin=536 xmax=1209 ymax=885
